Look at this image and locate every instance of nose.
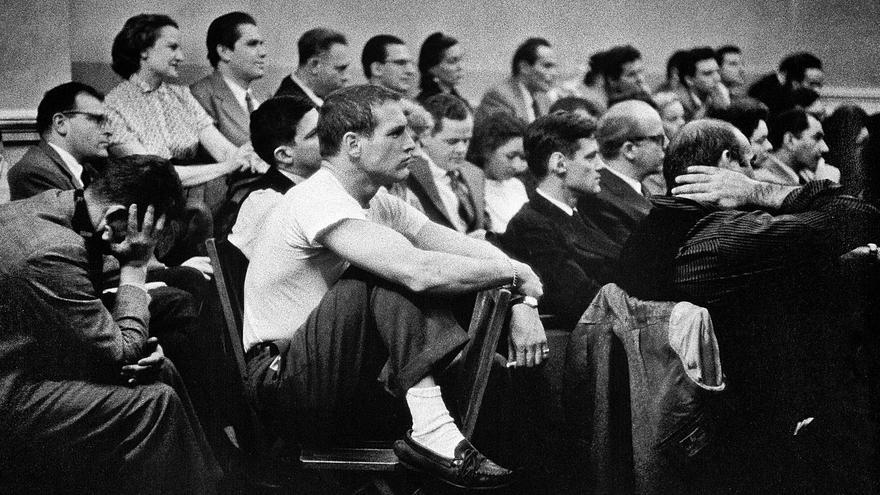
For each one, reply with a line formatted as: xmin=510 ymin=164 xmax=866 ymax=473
xmin=762 ymin=140 xmax=773 ymax=152
xmin=819 ymin=139 xmax=829 ymax=153
xmin=512 ymin=156 xmax=527 ymax=173
xmin=402 ymin=131 xmax=416 ymax=152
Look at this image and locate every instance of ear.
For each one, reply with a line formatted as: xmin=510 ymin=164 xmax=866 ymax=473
xmin=306 ymin=56 xmax=322 ymax=72
xmin=370 ymin=61 xmax=384 ymax=79
xmin=51 ymin=113 xmax=69 ymax=136
xmin=217 ymin=44 xmax=233 ymax=64
xmin=548 ymin=151 xmax=566 ymax=176
xmin=273 ymin=145 xmax=295 ymax=166
xmin=517 ymin=60 xmax=531 ymax=76
xmin=684 ymin=74 xmax=695 ymax=89
xmin=621 ymin=141 xmax=638 ymax=160
xmin=97 ymin=205 xmax=129 ymax=243
xmin=782 ymin=131 xmax=796 ymax=150
xmin=342 ymin=132 xmax=361 ymax=159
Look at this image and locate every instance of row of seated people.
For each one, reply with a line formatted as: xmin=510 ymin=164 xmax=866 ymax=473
xmin=3 ymin=9 xmax=880 ymax=495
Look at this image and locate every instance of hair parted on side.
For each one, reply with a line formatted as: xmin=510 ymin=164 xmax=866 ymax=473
xmin=524 ymin=111 xmax=596 ymax=180
xmin=36 ymin=82 xmax=104 ymax=135
xmin=206 ymin=12 xmax=256 ymax=68
xmin=361 ymin=34 xmax=405 ymax=79
xmin=317 ymin=84 xmax=401 ymax=157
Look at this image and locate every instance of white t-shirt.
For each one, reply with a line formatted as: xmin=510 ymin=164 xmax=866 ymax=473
xmin=242 ymin=168 xmax=429 ymax=351
xmin=228 ymin=188 xmax=284 ymax=260
xmin=484 ymin=177 xmax=528 ymax=233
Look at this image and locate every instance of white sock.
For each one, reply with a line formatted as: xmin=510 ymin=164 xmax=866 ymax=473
xmin=405 ymin=385 xmax=465 ymax=458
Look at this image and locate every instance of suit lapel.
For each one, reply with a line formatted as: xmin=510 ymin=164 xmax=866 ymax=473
xmin=598 ymin=169 xmax=651 ymax=217
xmin=210 ymin=72 xmax=250 ymax=134
xmin=532 ymin=193 xmax=620 ymax=259
xmin=458 ymin=164 xmax=485 ymax=228
xmin=407 ymin=157 xmax=457 ymax=227
xmin=38 ymin=140 xmax=77 ymax=187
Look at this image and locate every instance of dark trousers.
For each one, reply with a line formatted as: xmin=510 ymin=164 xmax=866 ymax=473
xmin=0 ymin=360 xmax=221 ymax=494
xmin=246 ymin=273 xmax=470 ymax=446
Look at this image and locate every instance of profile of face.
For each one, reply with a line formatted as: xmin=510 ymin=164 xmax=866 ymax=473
xmin=355 ymin=101 xmax=417 ymax=186
xmin=141 ymin=26 xmax=184 ymax=80
xmin=312 ymin=43 xmax=352 ymax=97
xmin=789 ymin=116 xmax=829 ymax=172
xmin=290 ymin=109 xmax=321 ymax=172
xmin=62 ymin=93 xmax=111 ymax=162
xmin=562 ymin=137 xmax=602 ymax=195
xmin=372 ymin=44 xmax=416 ymax=94
xmin=749 ymin=119 xmax=772 ymax=164
xmin=421 ymin=116 xmax=474 ymax=171
xmin=611 ymin=58 xmax=648 ymax=95
xmin=519 ymin=45 xmax=558 ymax=93
xmin=720 ymin=129 xmax=756 ymax=178
xmin=719 ymin=52 xmax=746 ymax=86
xmin=687 ymin=58 xmax=721 ymax=97
xmin=484 ymin=137 xmax=526 ymax=181
xmin=630 ymin=109 xmax=667 ymax=175
xmin=223 ymin=23 xmax=267 ymax=83
xmin=659 ymin=100 xmax=686 ymax=139
xmin=430 ymin=43 xmax=464 ymax=88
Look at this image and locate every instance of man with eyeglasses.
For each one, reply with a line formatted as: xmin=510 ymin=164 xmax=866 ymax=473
xmin=361 ymin=34 xmax=416 ymax=96
xmin=9 ymin=82 xmax=109 ymax=200
xmin=578 ymin=100 xmax=664 ymax=246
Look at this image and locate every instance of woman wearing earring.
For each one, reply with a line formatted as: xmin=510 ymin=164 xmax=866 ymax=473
xmin=417 ymin=32 xmax=466 ymax=104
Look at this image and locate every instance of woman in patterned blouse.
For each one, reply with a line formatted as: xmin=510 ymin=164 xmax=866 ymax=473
xmin=104 ymin=14 xmax=256 ymax=188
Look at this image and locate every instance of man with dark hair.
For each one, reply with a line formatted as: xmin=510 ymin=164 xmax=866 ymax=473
xmin=276 ymin=28 xmax=351 ymax=106
xmin=756 ymin=107 xmax=830 ymax=185
xmin=579 ymin=100 xmax=663 ymax=245
xmin=215 ymin=95 xmax=321 ymax=257
xmin=361 ymin=34 xmax=416 ymax=95
xmin=675 ymin=46 xmax=730 ymax=121
xmin=500 ymin=112 xmax=620 ymax=329
xmin=244 ymin=84 xmax=547 ymax=490
xmin=616 ymin=118 xmax=880 ymax=493
xmin=749 ymin=52 xmax=824 ymax=114
xmin=592 ymin=45 xmax=651 ymax=108
xmin=548 ymin=96 xmax=602 ymax=121
xmin=191 ymin=12 xmax=266 ymax=147
xmin=9 ymin=82 xmax=108 ymax=200
xmin=708 ymin=96 xmax=772 ymax=165
xmin=476 ymin=38 xmax=558 ymax=123
xmin=716 ymin=45 xmax=746 ymax=96
xmin=655 ymin=49 xmax=689 ymax=93
xmin=0 ymin=155 xmax=221 ymax=493
xmin=406 ymin=93 xmax=486 ymax=234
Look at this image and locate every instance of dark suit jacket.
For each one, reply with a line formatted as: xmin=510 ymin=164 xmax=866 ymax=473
xmin=190 ymin=71 xmax=252 ymax=147
xmin=274 ymin=75 xmax=322 ymax=107
xmin=213 ymin=167 xmax=298 ymax=240
xmin=578 ymin=168 xmax=652 ymax=246
xmin=500 ymin=193 xmax=621 ymax=330
xmin=8 ymin=140 xmax=99 ymax=200
xmin=475 ymin=76 xmax=550 ymax=124
xmin=405 ymin=156 xmax=487 ymax=232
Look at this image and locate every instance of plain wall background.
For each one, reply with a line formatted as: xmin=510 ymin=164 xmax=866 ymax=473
xmin=3 ymin=0 xmax=880 ymax=110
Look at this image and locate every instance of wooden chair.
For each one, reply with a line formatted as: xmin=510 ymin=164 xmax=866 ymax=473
xmin=205 ymin=238 xmax=512 ymax=492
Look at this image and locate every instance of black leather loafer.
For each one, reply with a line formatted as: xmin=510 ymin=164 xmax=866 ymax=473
xmin=393 ymin=430 xmax=513 ymax=490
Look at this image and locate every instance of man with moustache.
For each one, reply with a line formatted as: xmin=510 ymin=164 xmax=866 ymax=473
xmin=276 ymin=28 xmax=351 ymax=106
xmin=9 ymin=82 xmax=109 ymax=200
xmin=476 ymin=38 xmax=559 ymax=123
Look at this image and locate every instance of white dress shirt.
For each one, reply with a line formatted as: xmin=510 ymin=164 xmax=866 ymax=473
xmin=47 ymin=142 xmax=85 ymax=188
xmin=223 ymin=76 xmax=260 ymax=112
xmin=427 ymin=156 xmax=469 ymax=232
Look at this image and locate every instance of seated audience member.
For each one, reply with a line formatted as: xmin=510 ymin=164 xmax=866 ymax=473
xmin=781 ymin=86 xmax=827 ymax=119
xmin=825 ymin=104 xmax=869 ymax=196
xmin=191 ymin=12 xmax=267 ymax=148
xmin=548 ymin=95 xmax=602 ymax=121
xmin=243 ymin=85 xmax=547 ymax=489
xmin=361 ymin=34 xmax=417 ymax=96
xmin=716 ymin=44 xmax=746 ymax=97
xmin=476 ymin=38 xmax=558 ymax=123
xmin=708 ymin=96 xmax=773 ymax=165
xmin=675 ymin=46 xmax=730 ymax=121
xmin=500 ymin=112 xmax=620 ymax=329
xmin=654 ymin=49 xmax=688 ymax=93
xmin=579 ymin=100 xmax=663 ymax=246
xmin=748 ymin=52 xmax=824 ymax=114
xmin=756 ymin=107 xmax=832 ymax=185
xmin=219 ymin=95 xmax=321 ymax=258
xmin=593 ymin=45 xmax=651 ymax=108
xmin=466 ymin=111 xmax=528 ymax=233
xmin=407 ymin=93 xmax=488 ymax=234
xmin=8 ymin=82 xmax=107 ymax=200
xmin=417 ymin=32 xmax=466 ymax=104
xmin=0 ymin=155 xmax=221 ymax=493
xmin=616 ymin=118 xmax=880 ymax=493
xmin=642 ymin=91 xmax=686 ymax=195
xmin=105 ymin=14 xmax=258 ymax=195
xmin=386 ymin=99 xmax=435 ymax=207
xmin=276 ymin=28 xmax=351 ymax=106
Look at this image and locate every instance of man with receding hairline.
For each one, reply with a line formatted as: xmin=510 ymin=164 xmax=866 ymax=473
xmin=578 ymin=99 xmax=663 ymax=246
xmin=276 ymin=28 xmax=351 ymax=106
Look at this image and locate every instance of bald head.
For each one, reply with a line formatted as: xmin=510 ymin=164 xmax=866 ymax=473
xmin=595 ymin=100 xmax=666 ymax=179
xmin=663 ymin=119 xmax=752 ymax=192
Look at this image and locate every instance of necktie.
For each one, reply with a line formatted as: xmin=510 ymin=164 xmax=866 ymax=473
xmin=245 ymin=92 xmax=255 ymax=114
xmin=640 ymin=183 xmax=651 ymax=198
xmin=448 ymin=169 xmax=477 ymax=231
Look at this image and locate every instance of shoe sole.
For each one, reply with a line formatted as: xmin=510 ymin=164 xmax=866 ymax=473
xmin=396 ymin=457 xmax=512 ymax=491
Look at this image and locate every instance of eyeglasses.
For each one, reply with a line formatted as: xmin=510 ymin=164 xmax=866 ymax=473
xmin=61 ymin=111 xmax=108 ymax=127
xmin=384 ymin=58 xmax=414 ymax=67
xmin=630 ymin=133 xmax=666 ymax=147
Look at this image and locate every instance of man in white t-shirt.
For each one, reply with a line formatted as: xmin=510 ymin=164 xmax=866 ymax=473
xmin=243 ymin=85 xmax=546 ymax=490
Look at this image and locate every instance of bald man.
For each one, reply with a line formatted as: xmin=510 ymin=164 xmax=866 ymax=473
xmin=577 ymin=99 xmax=665 ymax=245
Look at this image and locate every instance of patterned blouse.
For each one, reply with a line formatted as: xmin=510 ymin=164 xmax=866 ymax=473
xmin=104 ymin=76 xmax=214 ymax=162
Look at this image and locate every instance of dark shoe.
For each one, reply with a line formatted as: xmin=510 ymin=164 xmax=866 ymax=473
xmin=393 ymin=430 xmax=513 ymax=490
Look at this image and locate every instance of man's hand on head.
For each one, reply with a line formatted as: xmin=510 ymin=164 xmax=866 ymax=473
xmin=672 ymin=166 xmax=797 ymax=210
xmin=110 ymin=204 xmax=165 ymax=268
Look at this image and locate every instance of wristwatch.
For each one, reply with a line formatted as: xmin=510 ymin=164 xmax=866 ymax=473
xmin=511 ymin=294 xmax=539 ymax=309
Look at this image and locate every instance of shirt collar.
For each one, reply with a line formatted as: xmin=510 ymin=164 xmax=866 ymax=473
xmin=129 ymin=73 xmax=163 ymax=93
xmin=426 ymin=155 xmax=451 ymax=181
xmin=222 ymin=75 xmax=254 ymax=109
xmin=536 ymin=188 xmax=574 ymax=216
xmin=47 ymin=142 xmax=85 ymax=187
xmin=289 ymin=73 xmax=324 ymax=107
xmin=603 ymin=164 xmax=644 ymax=195
xmin=278 ymin=168 xmax=307 ymax=184
xmin=517 ymin=80 xmax=536 ymax=121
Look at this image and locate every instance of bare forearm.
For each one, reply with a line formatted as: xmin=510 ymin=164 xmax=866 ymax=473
xmin=174 ymin=162 xmax=236 ymax=187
